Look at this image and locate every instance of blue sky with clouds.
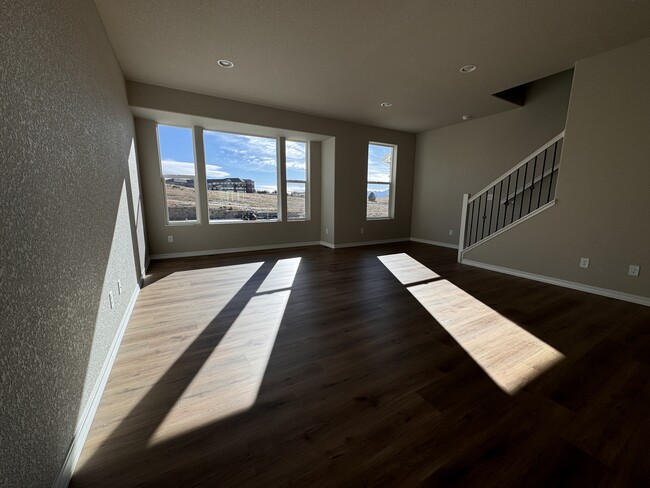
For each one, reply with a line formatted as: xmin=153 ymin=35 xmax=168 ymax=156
xmin=367 ymin=143 xmax=393 ymax=196
xmin=158 ymin=125 xmax=307 ymax=192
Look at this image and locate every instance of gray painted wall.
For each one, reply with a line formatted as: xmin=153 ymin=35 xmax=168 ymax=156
xmin=321 ymin=138 xmax=336 ymax=244
xmin=464 ymin=38 xmax=650 ymax=298
xmin=411 ymin=70 xmax=573 ymax=246
xmin=0 ymin=0 xmax=144 ymax=486
xmin=128 ymin=82 xmax=416 ymax=255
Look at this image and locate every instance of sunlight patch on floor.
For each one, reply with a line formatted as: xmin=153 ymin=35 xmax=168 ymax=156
xmin=378 ymin=253 xmax=439 ymax=285
xmin=379 ymin=255 xmax=564 ymax=394
xmin=148 ymin=258 xmax=300 ymax=444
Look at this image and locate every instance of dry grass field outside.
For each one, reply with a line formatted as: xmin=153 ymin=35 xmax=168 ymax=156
xmin=165 ymin=185 xmax=309 ymax=221
xmin=366 ymin=198 xmax=390 ymax=219
xmin=165 ymin=185 xmax=390 ymax=221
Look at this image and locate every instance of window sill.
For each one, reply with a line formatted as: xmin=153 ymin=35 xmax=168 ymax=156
xmin=166 ymin=220 xmax=200 ymax=226
xmin=209 ymin=219 xmax=279 ymax=225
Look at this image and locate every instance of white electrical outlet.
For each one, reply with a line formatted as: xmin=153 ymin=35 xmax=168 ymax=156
xmin=449 ymin=229 xmax=453 ymax=236
xmin=579 ymin=258 xmax=590 ymax=268
xmin=360 ymin=228 xmax=364 ymax=234
xmin=109 ymin=291 xmax=114 ymax=309
xmin=325 ymin=228 xmax=329 ymax=235
xmin=168 ymin=235 xmax=174 ymax=243
xmin=117 ymin=280 xmax=122 ymax=295
xmin=628 ymin=265 xmax=640 ymax=277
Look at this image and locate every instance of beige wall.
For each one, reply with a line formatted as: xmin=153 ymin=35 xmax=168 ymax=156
xmin=411 ymin=70 xmax=573 ymax=245
xmin=0 ymin=0 xmax=144 ymax=485
xmin=128 ymin=82 xmax=416 ymax=255
xmin=464 ymin=38 xmax=650 ymax=299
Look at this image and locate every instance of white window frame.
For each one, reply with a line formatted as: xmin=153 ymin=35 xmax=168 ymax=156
xmin=286 ymin=139 xmax=310 ymax=221
xmin=155 ymin=122 xmax=315 ymax=226
xmin=157 ymin=123 xmax=200 ymax=226
xmin=202 ymin=128 xmax=281 ymax=224
xmin=366 ymin=142 xmax=397 ymax=220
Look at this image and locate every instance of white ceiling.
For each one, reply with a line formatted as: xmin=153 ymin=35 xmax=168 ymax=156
xmin=95 ymin=0 xmax=650 ymax=133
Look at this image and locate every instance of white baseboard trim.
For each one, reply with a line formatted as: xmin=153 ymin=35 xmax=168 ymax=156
xmin=319 ymin=240 xmax=335 ymax=249
xmin=53 ymin=284 xmax=140 ymax=488
xmin=327 ymin=238 xmax=410 ymax=249
xmin=410 ymin=237 xmax=459 ymax=250
xmin=150 ymin=241 xmax=322 ymax=260
xmin=462 ymin=259 xmax=650 ymax=307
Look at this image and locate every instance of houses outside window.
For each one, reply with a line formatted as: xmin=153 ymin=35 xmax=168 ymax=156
xmin=156 ymin=124 xmax=312 ymax=224
xmin=157 ymin=124 xmax=199 ymax=224
xmin=203 ymin=130 xmax=279 ymax=222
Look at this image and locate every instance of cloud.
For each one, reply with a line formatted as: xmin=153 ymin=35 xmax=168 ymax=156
xmin=206 ymin=164 xmax=229 ymax=177
xmin=286 ymin=141 xmax=306 ymax=160
xmin=367 ymin=163 xmax=391 ymax=182
xmin=162 ymin=160 xmax=228 ymax=178
xmin=161 ymin=160 xmax=195 ymax=176
xmin=286 ymin=161 xmax=306 ymax=170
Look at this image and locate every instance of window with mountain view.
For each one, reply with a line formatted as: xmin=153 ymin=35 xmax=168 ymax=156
xmin=366 ymin=142 xmax=396 ymax=219
xmin=203 ymin=130 xmax=279 ymax=222
xmin=158 ymin=124 xmax=198 ymax=223
xmin=286 ymin=140 xmax=308 ymax=220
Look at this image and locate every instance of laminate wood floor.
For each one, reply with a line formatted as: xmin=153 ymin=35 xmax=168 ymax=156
xmin=71 ymin=242 xmax=650 ymax=487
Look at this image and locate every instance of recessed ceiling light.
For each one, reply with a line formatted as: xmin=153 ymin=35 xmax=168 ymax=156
xmin=217 ymin=59 xmax=234 ymax=68
xmin=459 ymin=64 xmax=477 ymax=73
xmin=462 ymin=114 xmax=473 ymax=121
xmin=380 ymin=102 xmax=393 ymax=107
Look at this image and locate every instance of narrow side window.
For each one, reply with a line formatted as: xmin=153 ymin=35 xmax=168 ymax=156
xmin=286 ymin=140 xmax=309 ymax=221
xmin=366 ymin=142 xmax=397 ymax=219
xmin=157 ymin=124 xmax=198 ymax=224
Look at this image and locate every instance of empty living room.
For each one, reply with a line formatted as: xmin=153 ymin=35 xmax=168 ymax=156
xmin=2 ymin=1 xmax=650 ymax=487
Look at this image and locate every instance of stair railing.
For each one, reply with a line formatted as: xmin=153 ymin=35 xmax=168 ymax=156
xmin=457 ymin=131 xmax=564 ymax=262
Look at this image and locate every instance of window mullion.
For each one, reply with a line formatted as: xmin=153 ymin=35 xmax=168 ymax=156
xmin=193 ymin=125 xmax=208 ymax=225
xmin=278 ymin=137 xmax=288 ymax=222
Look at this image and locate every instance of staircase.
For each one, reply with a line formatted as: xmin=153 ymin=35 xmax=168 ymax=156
xmin=458 ymin=131 xmax=564 ymax=262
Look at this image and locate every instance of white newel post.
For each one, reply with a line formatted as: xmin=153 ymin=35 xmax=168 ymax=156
xmin=458 ymin=193 xmax=470 ymax=263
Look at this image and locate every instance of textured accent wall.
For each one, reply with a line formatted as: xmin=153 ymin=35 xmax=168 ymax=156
xmin=0 ymin=1 xmax=144 ymax=486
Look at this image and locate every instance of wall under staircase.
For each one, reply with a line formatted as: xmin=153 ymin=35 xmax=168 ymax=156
xmin=461 ymin=38 xmax=650 ymax=304
xmin=458 ymin=132 xmax=564 ymax=261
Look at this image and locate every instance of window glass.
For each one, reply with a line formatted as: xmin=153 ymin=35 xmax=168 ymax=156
xmin=286 ymin=140 xmax=308 ymax=220
xmin=203 ymin=130 xmax=278 ymax=221
xmin=158 ymin=125 xmax=197 ymax=223
xmin=366 ymin=143 xmax=396 ymax=219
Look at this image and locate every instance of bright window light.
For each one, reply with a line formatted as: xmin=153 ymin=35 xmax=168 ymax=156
xmin=158 ymin=125 xmax=198 ymax=223
xmin=203 ymin=129 xmax=279 ymax=222
xmin=286 ymin=140 xmax=309 ymax=221
xmin=148 ymin=257 xmax=301 ymax=444
xmin=378 ymin=254 xmax=564 ymax=394
xmin=377 ymin=253 xmax=439 ymax=285
xmin=366 ymin=142 xmax=397 ymax=219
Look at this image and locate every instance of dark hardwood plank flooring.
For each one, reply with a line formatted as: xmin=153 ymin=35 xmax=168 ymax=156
xmin=70 ymin=242 xmax=650 ymax=487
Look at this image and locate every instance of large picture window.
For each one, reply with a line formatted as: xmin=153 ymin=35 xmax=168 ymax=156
xmin=286 ymin=140 xmax=308 ymax=220
xmin=158 ymin=125 xmax=198 ymax=223
xmin=203 ymin=130 xmax=279 ymax=222
xmin=366 ymin=142 xmax=396 ymax=219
